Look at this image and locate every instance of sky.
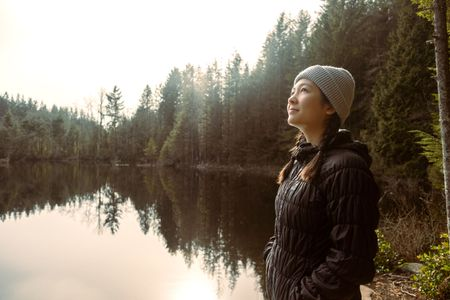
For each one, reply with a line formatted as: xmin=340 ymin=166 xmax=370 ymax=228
xmin=0 ymin=0 xmax=323 ymax=114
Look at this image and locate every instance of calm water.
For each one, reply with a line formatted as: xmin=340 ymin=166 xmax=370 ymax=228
xmin=0 ymin=163 xmax=277 ymax=300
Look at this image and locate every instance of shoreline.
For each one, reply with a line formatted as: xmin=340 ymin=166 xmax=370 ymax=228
xmin=192 ymin=162 xmax=281 ymax=177
xmin=3 ymin=159 xmax=282 ymax=178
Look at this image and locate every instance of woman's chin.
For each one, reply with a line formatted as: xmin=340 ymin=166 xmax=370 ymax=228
xmin=287 ymin=118 xmax=302 ymax=127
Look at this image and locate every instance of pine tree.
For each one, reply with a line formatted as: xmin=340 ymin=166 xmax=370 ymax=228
xmin=409 ymin=95 xmax=443 ymax=189
xmin=105 ymin=85 xmax=124 ymax=129
xmin=132 ymin=85 xmax=155 ymax=162
xmin=289 ymin=10 xmax=311 ymax=74
xmin=371 ymin=0 xmax=435 ymax=178
xmin=51 ymin=116 xmax=65 ymax=158
xmin=223 ymin=53 xmax=243 ymax=164
xmin=144 ymin=137 xmax=158 ymax=163
xmin=308 ymin=0 xmax=394 ymax=133
xmin=105 ymin=85 xmax=124 ymax=161
xmin=138 ymin=85 xmax=152 ymax=112
xmin=0 ymin=109 xmax=19 ymax=162
xmin=157 ymin=69 xmax=182 ymax=152
xmin=199 ymin=61 xmax=223 ymax=163
xmin=257 ymin=13 xmax=298 ymax=163
xmin=159 ymin=65 xmax=200 ymax=165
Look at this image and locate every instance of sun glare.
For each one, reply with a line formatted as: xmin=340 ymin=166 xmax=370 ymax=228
xmin=171 ymin=277 xmax=217 ymax=300
xmin=0 ymin=0 xmax=322 ymax=111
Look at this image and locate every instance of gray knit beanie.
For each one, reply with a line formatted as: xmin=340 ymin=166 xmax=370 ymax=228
xmin=294 ymin=65 xmax=355 ymax=126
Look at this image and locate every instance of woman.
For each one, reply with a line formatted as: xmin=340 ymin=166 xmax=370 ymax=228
xmin=263 ymin=65 xmax=380 ymax=300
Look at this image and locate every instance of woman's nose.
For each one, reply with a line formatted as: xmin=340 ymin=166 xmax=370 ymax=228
xmin=288 ymin=95 xmax=296 ymax=104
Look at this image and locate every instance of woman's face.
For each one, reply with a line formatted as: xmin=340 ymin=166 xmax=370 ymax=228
xmin=287 ymin=79 xmax=335 ymax=129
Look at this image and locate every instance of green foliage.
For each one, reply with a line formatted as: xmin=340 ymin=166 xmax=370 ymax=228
xmin=0 ymin=109 xmax=20 ymax=159
xmin=370 ymin=0 xmax=435 ymax=179
xmin=159 ymin=110 xmax=186 ymax=165
xmin=0 ymin=93 xmax=106 ymax=161
xmin=410 ymin=0 xmax=433 ymax=21
xmin=105 ymin=85 xmax=124 ymax=161
xmin=144 ymin=138 xmax=158 ymax=162
xmin=199 ymin=61 xmax=223 ymax=163
xmin=105 ymin=85 xmax=124 ymax=129
xmin=411 ymin=0 xmax=450 ymax=36
xmin=138 ymin=85 xmax=153 ymax=112
xmin=129 ymin=86 xmax=157 ymax=163
xmin=375 ymin=229 xmax=404 ymax=273
xmin=409 ymin=130 xmax=442 ymax=166
xmin=255 ymin=11 xmax=311 ymax=163
xmin=159 ymin=65 xmax=201 ymax=165
xmin=412 ymin=233 xmax=450 ymax=299
xmin=0 ymin=0 xmax=442 ymax=175
xmin=157 ymin=68 xmax=182 ymax=149
xmin=308 ymin=0 xmax=394 ymax=131
xmin=223 ymin=53 xmax=246 ymax=163
xmin=409 ymin=94 xmax=444 ymax=189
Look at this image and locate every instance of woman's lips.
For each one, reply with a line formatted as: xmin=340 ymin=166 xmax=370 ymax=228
xmin=288 ymin=109 xmax=299 ymax=114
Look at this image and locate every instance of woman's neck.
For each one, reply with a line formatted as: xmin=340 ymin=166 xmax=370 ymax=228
xmin=300 ymin=125 xmax=326 ymax=147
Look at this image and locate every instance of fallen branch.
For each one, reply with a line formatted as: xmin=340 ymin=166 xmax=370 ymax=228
xmin=400 ymin=286 xmax=416 ymax=297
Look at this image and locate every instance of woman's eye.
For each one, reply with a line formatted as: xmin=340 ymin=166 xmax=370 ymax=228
xmin=301 ymin=87 xmax=307 ymax=92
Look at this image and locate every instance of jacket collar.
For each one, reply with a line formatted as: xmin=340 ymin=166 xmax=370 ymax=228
xmin=290 ymin=129 xmax=372 ymax=167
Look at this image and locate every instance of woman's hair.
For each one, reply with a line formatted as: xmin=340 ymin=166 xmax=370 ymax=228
xmin=276 ymin=95 xmax=341 ymax=185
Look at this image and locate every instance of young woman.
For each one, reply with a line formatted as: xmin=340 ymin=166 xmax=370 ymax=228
xmin=263 ymin=65 xmax=380 ymax=300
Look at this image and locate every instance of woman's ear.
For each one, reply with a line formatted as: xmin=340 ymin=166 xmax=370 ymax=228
xmin=324 ymin=104 xmax=336 ymax=115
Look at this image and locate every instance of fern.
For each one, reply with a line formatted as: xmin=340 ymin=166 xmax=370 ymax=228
xmin=409 ymin=130 xmax=442 ymax=166
xmin=409 ymin=94 xmax=443 ymax=189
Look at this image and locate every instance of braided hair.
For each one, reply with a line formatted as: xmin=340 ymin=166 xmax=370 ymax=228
xmin=276 ymin=97 xmax=341 ymax=185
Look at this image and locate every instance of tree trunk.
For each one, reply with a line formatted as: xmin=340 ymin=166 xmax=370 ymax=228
xmin=97 ymin=90 xmax=105 ymax=160
xmin=433 ymin=0 xmax=450 ymax=247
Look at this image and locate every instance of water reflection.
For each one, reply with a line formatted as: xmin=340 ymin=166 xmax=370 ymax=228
xmin=0 ymin=163 xmax=277 ymax=299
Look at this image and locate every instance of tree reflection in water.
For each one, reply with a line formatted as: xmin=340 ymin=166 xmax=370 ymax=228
xmin=0 ymin=163 xmax=277 ymax=299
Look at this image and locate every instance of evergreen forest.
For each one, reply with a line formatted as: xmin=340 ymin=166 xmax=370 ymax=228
xmin=1 ymin=0 xmax=444 ymax=233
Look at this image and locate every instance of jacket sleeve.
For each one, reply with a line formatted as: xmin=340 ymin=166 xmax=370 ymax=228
xmin=293 ymin=167 xmax=380 ymax=300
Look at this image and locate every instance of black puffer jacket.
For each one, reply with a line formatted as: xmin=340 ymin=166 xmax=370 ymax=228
xmin=264 ymin=129 xmax=380 ymax=300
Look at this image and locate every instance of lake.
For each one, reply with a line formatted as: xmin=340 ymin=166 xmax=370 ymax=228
xmin=0 ymin=163 xmax=278 ymax=300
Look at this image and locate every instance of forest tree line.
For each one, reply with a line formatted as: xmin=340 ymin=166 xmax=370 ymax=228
xmin=0 ymin=0 xmax=441 ymax=194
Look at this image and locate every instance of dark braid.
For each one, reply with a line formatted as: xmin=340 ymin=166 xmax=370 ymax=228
xmin=296 ymin=112 xmax=340 ymax=182
xmin=276 ymin=131 xmax=305 ymax=185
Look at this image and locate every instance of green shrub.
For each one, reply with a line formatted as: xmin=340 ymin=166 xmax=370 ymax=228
xmin=375 ymin=229 xmax=403 ymax=273
xmin=412 ymin=233 xmax=450 ymax=299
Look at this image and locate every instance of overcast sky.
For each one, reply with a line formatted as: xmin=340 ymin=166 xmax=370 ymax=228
xmin=0 ymin=0 xmax=322 ymax=114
